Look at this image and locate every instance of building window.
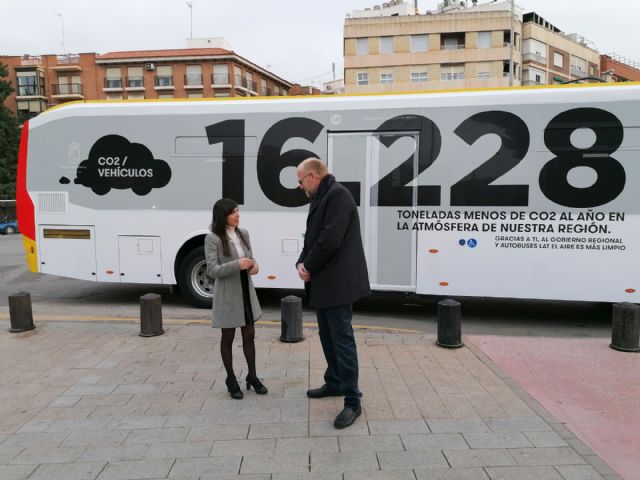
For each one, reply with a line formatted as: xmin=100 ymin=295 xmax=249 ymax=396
xmin=185 ymin=65 xmax=203 ymax=86
xmin=477 ymin=31 xmax=491 ymax=49
xmin=570 ymin=55 xmax=587 ymax=76
xmin=410 ymin=72 xmax=428 ymax=83
xmin=441 ymin=33 xmax=465 ymax=50
xmin=157 ymin=93 xmax=173 ymax=99
xmin=523 ymin=39 xmax=547 ymax=64
xmin=105 ymin=67 xmax=122 ymax=89
xmin=105 ymin=93 xmax=122 ymax=100
xmin=214 ymin=93 xmax=231 ymax=97
xmin=380 ymin=36 xmax=394 ymax=54
xmin=523 ymin=67 xmax=546 ymax=85
xmin=213 ymin=64 xmax=229 ymax=85
xmin=410 ymin=35 xmax=428 ymax=52
xmin=356 ymin=38 xmax=368 ymax=55
xmin=380 ymin=73 xmax=393 ymax=84
xmin=187 ymin=92 xmax=203 ymax=98
xmin=155 ymin=65 xmax=173 ymax=86
xmin=357 ymin=72 xmax=369 ymax=85
xmin=127 ymin=92 xmax=144 ymax=100
xmin=260 ymin=79 xmax=268 ymax=96
xmin=54 ymin=74 xmax=82 ymax=95
xmin=553 ymin=52 xmax=564 ymax=68
xmin=245 ymin=72 xmax=255 ymax=92
xmin=590 ymin=65 xmax=596 ymax=76
xmin=476 ymin=62 xmax=491 ymax=79
xmin=126 ymin=66 xmax=143 ymax=88
xmin=441 ymin=64 xmax=464 ymax=81
xmin=16 ymin=99 xmax=46 ymax=122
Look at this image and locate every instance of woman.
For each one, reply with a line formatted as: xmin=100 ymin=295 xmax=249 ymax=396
xmin=205 ymin=198 xmax=268 ymax=399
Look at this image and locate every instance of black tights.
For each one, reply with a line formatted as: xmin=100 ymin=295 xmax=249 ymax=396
xmin=220 ymin=323 xmax=256 ymax=381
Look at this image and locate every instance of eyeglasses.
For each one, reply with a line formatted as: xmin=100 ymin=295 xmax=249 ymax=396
xmin=297 ymin=173 xmax=312 ymax=185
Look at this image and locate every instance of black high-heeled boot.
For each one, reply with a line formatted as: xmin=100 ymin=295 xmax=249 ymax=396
xmin=246 ymin=374 xmax=268 ymax=394
xmin=225 ymin=377 xmax=243 ymax=399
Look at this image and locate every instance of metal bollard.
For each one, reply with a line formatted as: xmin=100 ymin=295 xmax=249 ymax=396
xmin=280 ymin=295 xmax=304 ymax=343
xmin=436 ymin=299 xmax=463 ymax=348
xmin=139 ymin=293 xmax=164 ymax=337
xmin=8 ymin=292 xmax=35 ymax=333
xmin=610 ymin=302 xmax=640 ymax=352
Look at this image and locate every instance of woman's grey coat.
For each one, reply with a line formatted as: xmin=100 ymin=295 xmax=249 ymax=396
xmin=204 ymin=229 xmax=262 ymax=328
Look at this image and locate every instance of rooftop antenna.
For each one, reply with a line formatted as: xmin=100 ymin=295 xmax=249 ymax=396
xmin=54 ymin=12 xmax=66 ymax=53
xmin=185 ymin=1 xmax=193 ymax=39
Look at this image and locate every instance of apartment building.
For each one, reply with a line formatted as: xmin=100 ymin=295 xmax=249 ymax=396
xmin=0 ymin=45 xmax=292 ymax=122
xmin=343 ymin=0 xmax=601 ymax=94
xmin=600 ymin=54 xmax=640 ymax=82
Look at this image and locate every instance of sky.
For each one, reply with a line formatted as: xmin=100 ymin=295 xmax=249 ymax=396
xmin=2 ymin=0 xmax=639 ymax=85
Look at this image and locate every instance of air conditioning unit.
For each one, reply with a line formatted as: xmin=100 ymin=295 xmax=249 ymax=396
xmin=144 ymin=63 xmax=155 ymax=71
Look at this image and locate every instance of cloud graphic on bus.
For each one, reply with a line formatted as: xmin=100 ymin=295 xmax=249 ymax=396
xmin=73 ymin=134 xmax=171 ymax=196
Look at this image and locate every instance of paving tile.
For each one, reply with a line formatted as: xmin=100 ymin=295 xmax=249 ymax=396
xmin=165 ymin=413 xmax=226 ymax=428
xmin=211 ymin=438 xmax=276 ymax=456
xmin=124 ymin=427 xmax=189 ymax=444
xmin=28 ymin=461 xmax=106 ymax=480
xmin=272 ymin=474 xmax=342 ymax=480
xmin=522 ymin=432 xmax=569 ymax=448
xmin=241 ymin=452 xmax=311 ymax=474
xmin=401 ymin=433 xmax=468 ymax=450
xmin=426 ymin=419 xmax=490 ymax=434
xmin=443 ymin=448 xmax=517 ymax=467
xmin=462 ymin=432 xmax=533 ymax=449
xmin=344 ymin=470 xmax=416 ymax=480
xmin=169 ymin=455 xmax=242 ymax=477
xmin=62 ymin=429 xmax=129 ymax=447
xmin=0 ymin=465 xmax=38 ymax=480
xmin=509 ymin=447 xmax=586 ymax=466
xmin=378 ymin=450 xmax=448 ymax=469
xmin=413 ymin=467 xmax=489 ymax=480
xmin=309 ymin=421 xmax=369 ymax=437
xmin=554 ymin=464 xmax=605 ymax=480
xmin=10 ymin=446 xmax=85 ymax=464
xmin=368 ymin=420 xmax=430 ymax=435
xmin=108 ymin=415 xmax=168 ymax=430
xmin=485 ymin=417 xmax=552 ymax=433
xmin=63 ymin=384 xmax=117 ymax=396
xmin=310 ymin=452 xmax=379 ymax=473
xmin=249 ymin=422 xmax=308 ymax=439
xmin=144 ymin=441 xmax=212 ymax=459
xmin=187 ymin=424 xmax=249 ymax=442
xmin=96 ymin=459 xmax=174 ymax=480
xmin=338 ymin=434 xmax=404 ymax=452
xmin=484 ymin=466 xmax=564 ymax=480
xmin=79 ymin=444 xmax=150 ymax=462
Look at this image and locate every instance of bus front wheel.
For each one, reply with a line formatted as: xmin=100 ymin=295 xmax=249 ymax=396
xmin=177 ymin=246 xmax=213 ymax=309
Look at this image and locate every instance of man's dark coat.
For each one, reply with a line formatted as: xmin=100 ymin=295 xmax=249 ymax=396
xmin=297 ymin=174 xmax=370 ymax=308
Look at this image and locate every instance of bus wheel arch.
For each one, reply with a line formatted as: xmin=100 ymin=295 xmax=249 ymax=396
xmin=175 ymin=236 xmax=212 ymax=309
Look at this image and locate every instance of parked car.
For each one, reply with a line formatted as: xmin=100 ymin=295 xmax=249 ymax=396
xmin=0 ymin=219 xmax=18 ymax=234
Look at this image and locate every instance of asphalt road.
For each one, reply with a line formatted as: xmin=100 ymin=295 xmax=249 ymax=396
xmin=0 ymin=233 xmax=613 ymax=337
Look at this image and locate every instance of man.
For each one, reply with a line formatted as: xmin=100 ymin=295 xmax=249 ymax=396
xmin=296 ymin=157 xmax=370 ymax=429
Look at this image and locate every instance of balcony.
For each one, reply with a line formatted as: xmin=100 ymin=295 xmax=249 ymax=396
xmin=523 ymin=53 xmax=547 ymax=65
xmin=212 ymin=73 xmax=230 ymax=87
xmin=441 ymin=44 xmax=465 ymax=50
xmin=184 ymin=74 xmax=203 ymax=89
xmin=104 ymin=77 xmax=123 ymax=91
xmin=234 ymin=75 xmax=247 ymax=89
xmin=522 ymin=80 xmax=545 ymax=86
xmin=571 ymin=66 xmax=586 ymax=77
xmin=126 ymin=76 xmax=145 ymax=90
xmin=52 ymin=54 xmax=81 ymax=71
xmin=52 ymin=83 xmax=84 ymax=99
xmin=19 ymin=55 xmax=42 ymax=66
xmin=154 ymin=76 xmax=174 ymax=90
xmin=16 ymin=85 xmax=46 ymax=98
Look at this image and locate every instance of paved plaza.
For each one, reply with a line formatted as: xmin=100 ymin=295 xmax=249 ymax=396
xmin=0 ymin=319 xmax=621 ymax=480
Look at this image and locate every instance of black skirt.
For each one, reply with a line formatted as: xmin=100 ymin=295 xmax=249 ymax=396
xmin=240 ymin=270 xmax=254 ymax=326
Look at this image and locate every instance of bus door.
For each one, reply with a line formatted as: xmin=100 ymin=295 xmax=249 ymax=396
xmin=328 ymin=131 xmax=419 ymax=292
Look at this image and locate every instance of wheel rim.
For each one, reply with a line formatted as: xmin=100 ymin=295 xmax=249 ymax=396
xmin=5 ymin=226 xmax=15 ymax=234
xmin=190 ymin=259 xmax=213 ymax=300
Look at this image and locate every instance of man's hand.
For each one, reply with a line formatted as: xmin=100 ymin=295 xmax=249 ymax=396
xmin=296 ymin=262 xmax=311 ymax=282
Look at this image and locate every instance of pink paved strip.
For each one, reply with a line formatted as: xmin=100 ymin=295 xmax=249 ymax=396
xmin=469 ymin=335 xmax=640 ymax=480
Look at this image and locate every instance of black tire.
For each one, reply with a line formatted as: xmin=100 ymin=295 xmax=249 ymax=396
xmin=177 ymin=246 xmax=213 ymax=308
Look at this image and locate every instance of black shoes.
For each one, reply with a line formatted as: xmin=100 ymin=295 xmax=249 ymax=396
xmin=334 ymin=405 xmax=362 ymax=429
xmin=225 ymin=377 xmax=243 ymax=400
xmin=306 ymin=384 xmax=341 ymax=398
xmin=246 ymin=375 xmax=268 ymax=395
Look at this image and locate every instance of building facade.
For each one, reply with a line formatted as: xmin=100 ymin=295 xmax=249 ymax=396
xmin=343 ymin=0 xmax=601 ymax=94
xmin=600 ymin=54 xmax=640 ymax=82
xmin=0 ymin=47 xmax=292 ymax=122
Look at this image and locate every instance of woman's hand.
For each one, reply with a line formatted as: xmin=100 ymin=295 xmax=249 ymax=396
xmin=249 ymin=262 xmax=259 ymax=275
xmin=238 ymin=257 xmax=254 ymax=270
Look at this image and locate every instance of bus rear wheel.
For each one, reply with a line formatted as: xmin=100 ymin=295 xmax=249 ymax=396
xmin=177 ymin=246 xmax=213 ymax=308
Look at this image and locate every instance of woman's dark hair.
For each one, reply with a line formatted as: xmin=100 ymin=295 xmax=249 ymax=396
xmin=211 ymin=198 xmax=249 ymax=256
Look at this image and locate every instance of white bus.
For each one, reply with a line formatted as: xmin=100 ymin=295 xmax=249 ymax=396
xmin=17 ymin=83 xmax=640 ymax=307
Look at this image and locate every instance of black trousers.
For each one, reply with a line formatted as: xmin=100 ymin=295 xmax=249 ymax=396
xmin=316 ymin=303 xmax=362 ymax=408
